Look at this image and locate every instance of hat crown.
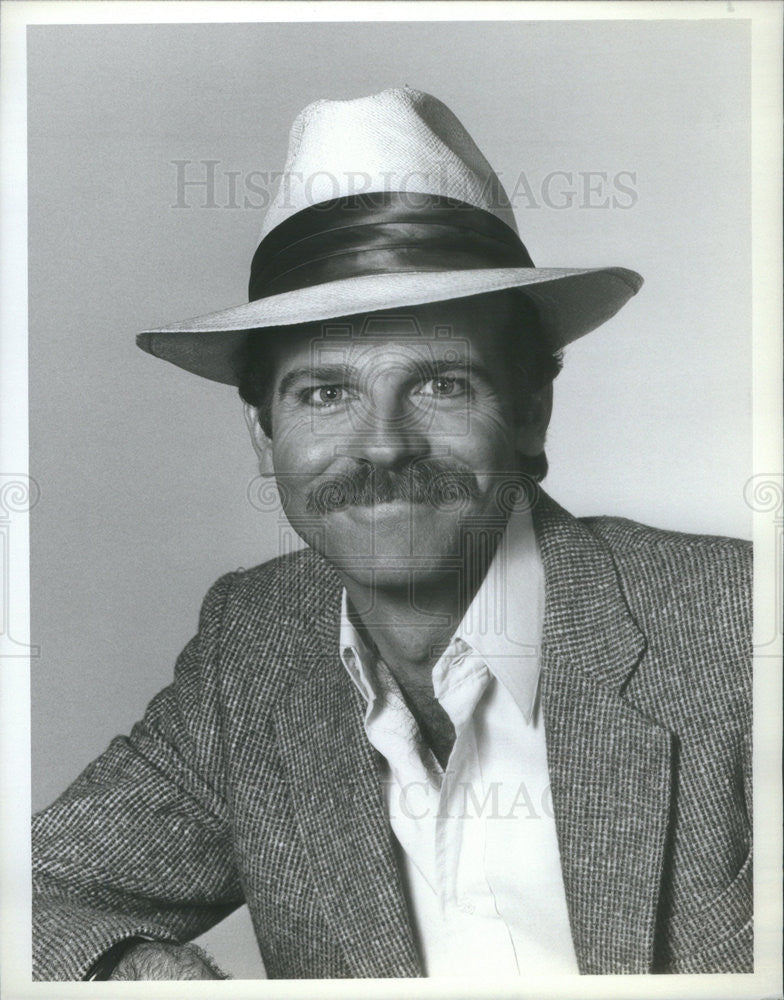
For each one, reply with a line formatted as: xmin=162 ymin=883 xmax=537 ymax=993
xmin=261 ymin=87 xmax=517 ymax=239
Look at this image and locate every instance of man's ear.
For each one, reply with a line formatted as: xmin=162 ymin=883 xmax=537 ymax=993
xmin=244 ymin=403 xmax=274 ymax=475
xmin=516 ymin=382 xmax=553 ymax=457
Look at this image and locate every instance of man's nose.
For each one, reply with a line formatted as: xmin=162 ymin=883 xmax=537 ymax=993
xmin=343 ymin=393 xmax=430 ymax=468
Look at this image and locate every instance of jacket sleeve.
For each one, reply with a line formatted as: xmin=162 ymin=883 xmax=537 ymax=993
xmin=32 ymin=572 xmax=245 ymax=981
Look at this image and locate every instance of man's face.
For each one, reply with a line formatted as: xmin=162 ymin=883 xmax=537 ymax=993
xmin=246 ymin=293 xmax=551 ymax=589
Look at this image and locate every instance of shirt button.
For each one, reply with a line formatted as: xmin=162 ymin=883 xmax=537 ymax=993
xmin=458 ymin=897 xmax=475 ymax=915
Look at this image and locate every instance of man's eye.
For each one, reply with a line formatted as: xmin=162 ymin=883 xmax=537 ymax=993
xmin=418 ymin=376 xmax=466 ymax=398
xmin=305 ymin=385 xmax=346 ymax=407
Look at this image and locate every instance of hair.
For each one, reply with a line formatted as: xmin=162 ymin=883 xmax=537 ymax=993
xmin=236 ymin=289 xmax=563 ymax=481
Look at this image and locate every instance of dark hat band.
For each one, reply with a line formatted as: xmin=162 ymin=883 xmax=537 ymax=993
xmin=248 ymin=192 xmax=534 ymax=301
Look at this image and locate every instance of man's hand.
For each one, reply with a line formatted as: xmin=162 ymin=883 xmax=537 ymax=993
xmin=108 ymin=941 xmax=228 ymax=980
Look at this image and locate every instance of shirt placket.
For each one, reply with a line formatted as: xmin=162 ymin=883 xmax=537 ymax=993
xmin=433 ymin=646 xmax=493 ymax=917
xmin=351 ymin=654 xmax=443 ymax=892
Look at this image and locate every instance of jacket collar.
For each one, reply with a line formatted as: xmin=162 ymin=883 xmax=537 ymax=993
xmin=532 ymin=488 xmax=647 ymax=691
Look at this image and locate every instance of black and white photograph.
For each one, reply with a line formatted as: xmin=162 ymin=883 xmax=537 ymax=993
xmin=1 ymin=2 xmax=781 ymax=997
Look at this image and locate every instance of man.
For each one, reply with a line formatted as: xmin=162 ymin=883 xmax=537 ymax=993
xmin=32 ymin=88 xmax=752 ymax=979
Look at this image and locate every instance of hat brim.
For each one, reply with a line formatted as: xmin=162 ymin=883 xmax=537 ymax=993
xmin=136 ymin=266 xmax=643 ymax=385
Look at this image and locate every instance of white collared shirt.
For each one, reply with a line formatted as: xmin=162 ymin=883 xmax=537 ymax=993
xmin=339 ymin=508 xmax=578 ymax=977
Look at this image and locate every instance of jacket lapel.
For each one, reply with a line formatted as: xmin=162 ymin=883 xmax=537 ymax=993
xmin=272 ymin=583 xmax=421 ymax=978
xmin=533 ymin=491 xmax=673 ymax=974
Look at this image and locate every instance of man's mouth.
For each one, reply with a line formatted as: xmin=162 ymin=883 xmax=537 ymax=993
xmin=339 ymin=498 xmax=426 ymax=521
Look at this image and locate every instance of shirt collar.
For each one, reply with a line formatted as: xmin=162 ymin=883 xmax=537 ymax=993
xmin=339 ymin=591 xmax=380 ymax=705
xmin=339 ymin=507 xmax=544 ymax=723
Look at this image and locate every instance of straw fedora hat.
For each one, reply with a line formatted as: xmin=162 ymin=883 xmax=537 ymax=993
xmin=136 ymin=87 xmax=643 ymax=385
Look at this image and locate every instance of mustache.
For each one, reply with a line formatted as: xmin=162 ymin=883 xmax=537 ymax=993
xmin=305 ymin=460 xmax=482 ymax=514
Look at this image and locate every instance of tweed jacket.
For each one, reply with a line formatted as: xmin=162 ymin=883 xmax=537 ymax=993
xmin=32 ymin=491 xmax=753 ymax=979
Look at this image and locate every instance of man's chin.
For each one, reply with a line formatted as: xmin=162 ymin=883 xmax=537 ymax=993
xmin=326 ymin=556 xmax=460 ymax=592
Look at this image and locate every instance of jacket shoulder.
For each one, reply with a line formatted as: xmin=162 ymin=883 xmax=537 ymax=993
xmin=204 ymin=546 xmax=340 ymax=623
xmin=190 ymin=547 xmax=342 ymax=712
xmin=579 ymin=515 xmax=751 ymax=592
xmin=200 ymin=545 xmax=340 ymax=659
xmin=579 ymin=515 xmax=752 ymax=705
xmin=580 ymin=514 xmax=751 ymax=560
xmin=578 ymin=514 xmax=751 ymax=625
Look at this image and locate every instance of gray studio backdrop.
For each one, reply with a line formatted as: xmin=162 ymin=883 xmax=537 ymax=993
xmin=28 ymin=18 xmax=751 ymax=977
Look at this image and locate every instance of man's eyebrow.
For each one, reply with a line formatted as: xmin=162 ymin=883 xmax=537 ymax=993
xmin=277 ymin=364 xmax=358 ymax=399
xmin=276 ymin=358 xmax=495 ymax=399
xmin=429 ymin=358 xmax=493 ymax=381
